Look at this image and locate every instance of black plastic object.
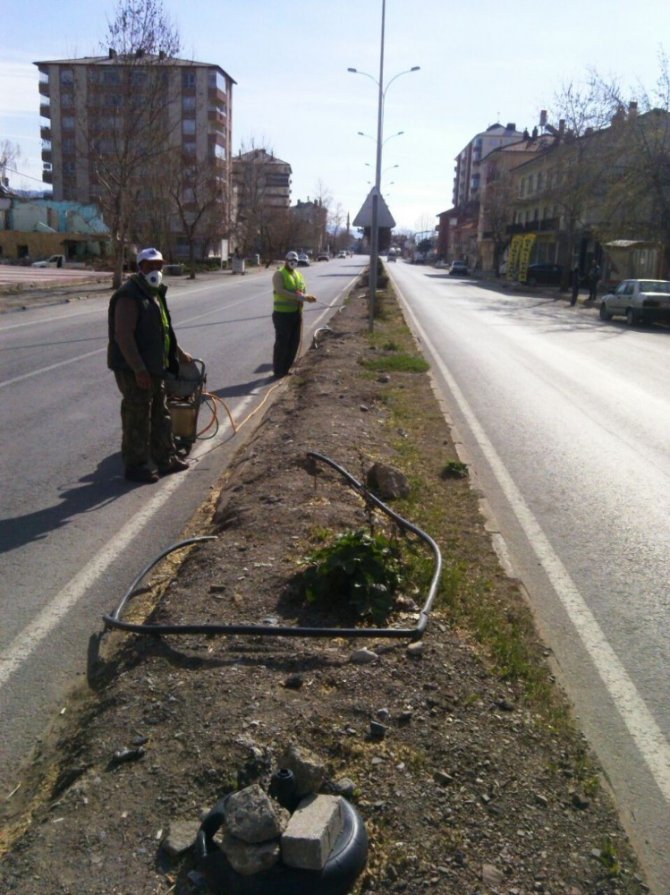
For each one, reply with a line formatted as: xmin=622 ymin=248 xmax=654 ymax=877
xmin=269 ymin=769 xmax=300 ymax=812
xmin=103 ymin=452 xmax=442 ymax=642
xmin=195 ymin=795 xmax=368 ymax=895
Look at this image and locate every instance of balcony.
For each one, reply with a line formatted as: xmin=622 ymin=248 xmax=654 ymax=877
xmin=40 ymin=126 xmax=52 ymax=140
xmin=42 ymin=170 xmax=53 ymax=184
xmin=39 ymin=103 xmax=51 ymax=119
xmin=39 ymin=80 xmax=50 ymax=98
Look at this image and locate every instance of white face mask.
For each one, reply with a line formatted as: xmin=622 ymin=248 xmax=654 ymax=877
xmin=144 ymin=269 xmax=163 ymax=288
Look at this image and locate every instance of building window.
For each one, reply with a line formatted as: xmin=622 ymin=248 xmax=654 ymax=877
xmin=207 ymin=70 xmax=227 ymax=93
xmin=182 ymin=119 xmax=196 ymax=135
xmin=62 ymin=116 xmax=75 ymax=129
xmin=95 ymin=138 xmax=115 ymax=154
xmin=183 ymin=141 xmax=196 ymax=156
xmin=102 ymin=70 xmax=121 ymax=86
xmin=182 ymin=95 xmax=196 ymax=112
xmin=212 ymin=143 xmax=226 ymax=160
xmin=182 ymin=70 xmax=196 ymax=89
xmin=60 ymin=69 xmax=74 ymax=85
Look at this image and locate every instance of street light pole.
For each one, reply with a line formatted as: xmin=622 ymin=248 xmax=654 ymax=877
xmin=368 ymin=0 xmax=386 ymax=331
xmin=348 ymin=4 xmax=419 ymax=330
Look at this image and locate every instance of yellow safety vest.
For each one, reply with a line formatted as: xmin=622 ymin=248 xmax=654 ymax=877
xmin=273 ymin=266 xmax=306 ymax=312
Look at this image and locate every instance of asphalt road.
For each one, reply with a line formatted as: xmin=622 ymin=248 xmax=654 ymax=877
xmin=389 ymin=261 xmax=670 ymax=895
xmin=0 ymin=257 xmax=366 ymax=795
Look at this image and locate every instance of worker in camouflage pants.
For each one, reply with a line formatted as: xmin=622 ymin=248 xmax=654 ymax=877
xmin=107 ymin=247 xmax=193 ymax=484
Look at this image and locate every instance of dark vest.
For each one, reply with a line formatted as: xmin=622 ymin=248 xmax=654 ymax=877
xmin=107 ymin=274 xmax=179 ymax=376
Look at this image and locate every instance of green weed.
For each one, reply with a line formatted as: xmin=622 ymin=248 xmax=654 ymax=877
xmin=300 ymin=529 xmax=403 ymax=624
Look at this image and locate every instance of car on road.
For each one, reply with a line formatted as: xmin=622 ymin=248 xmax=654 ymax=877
xmin=524 ymin=263 xmax=562 ymax=286
xmin=337 ymin=250 xmax=347 ymax=258
xmin=297 ymin=253 xmax=310 ymax=267
xmin=599 ymin=278 xmax=670 ymax=325
xmin=449 ymin=260 xmax=469 ymax=276
xmin=317 ymin=251 xmax=330 ymax=261
xmin=31 ymin=254 xmax=66 ymax=268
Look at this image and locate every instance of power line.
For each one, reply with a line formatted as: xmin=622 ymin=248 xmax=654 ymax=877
xmin=4 ymin=165 xmax=48 ymax=185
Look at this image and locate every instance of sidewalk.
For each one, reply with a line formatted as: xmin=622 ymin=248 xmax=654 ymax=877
xmin=0 ymin=265 xmax=270 ymax=315
xmin=474 ymin=271 xmax=599 ymax=308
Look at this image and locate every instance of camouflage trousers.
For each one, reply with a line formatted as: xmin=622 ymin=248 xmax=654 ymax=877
xmin=113 ymin=370 xmax=176 ymax=469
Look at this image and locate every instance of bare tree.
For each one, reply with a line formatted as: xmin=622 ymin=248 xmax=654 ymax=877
xmin=543 ymin=79 xmax=620 ymax=286
xmin=88 ymin=0 xmax=181 ymax=287
xmin=329 ymin=202 xmax=346 ymax=251
xmin=589 ymin=55 xmax=670 ymax=275
xmin=165 ymin=151 xmax=227 ymax=277
xmin=0 ymin=140 xmax=22 ymax=185
xmin=480 ymin=168 xmax=515 ymax=275
xmin=101 ymin=0 xmax=180 ymax=56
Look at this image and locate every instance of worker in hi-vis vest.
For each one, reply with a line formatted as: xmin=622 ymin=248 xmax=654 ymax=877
xmin=271 ymin=250 xmax=316 ymax=377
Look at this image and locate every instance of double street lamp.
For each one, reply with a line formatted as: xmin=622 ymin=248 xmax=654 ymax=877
xmin=348 ymin=1 xmax=419 ymax=330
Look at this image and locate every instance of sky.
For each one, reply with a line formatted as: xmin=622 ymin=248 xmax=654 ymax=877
xmin=2 ymin=0 xmax=670 ymax=232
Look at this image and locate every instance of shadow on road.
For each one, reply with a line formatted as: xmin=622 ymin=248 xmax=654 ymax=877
xmin=0 ymin=453 xmax=124 ymax=554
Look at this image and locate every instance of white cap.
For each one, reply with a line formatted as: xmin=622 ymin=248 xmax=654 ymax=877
xmin=137 ymin=247 xmax=163 ymax=263
xmin=285 ymin=251 xmax=299 ymax=262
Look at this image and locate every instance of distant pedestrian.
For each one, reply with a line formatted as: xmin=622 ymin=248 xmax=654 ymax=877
xmin=587 ymin=260 xmax=601 ymax=302
xmin=570 ymin=266 xmax=580 ymax=306
xmin=271 ymin=251 xmax=316 ymax=378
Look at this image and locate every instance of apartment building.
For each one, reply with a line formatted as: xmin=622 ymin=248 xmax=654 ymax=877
xmin=452 ymin=122 xmax=525 ymax=208
xmin=439 ymin=122 xmax=526 ymax=265
xmin=504 ymin=106 xmax=670 ymax=283
xmin=231 ymin=149 xmax=292 ymax=255
xmin=34 ymin=50 xmax=236 ymax=259
xmin=292 ymin=198 xmax=328 ymax=254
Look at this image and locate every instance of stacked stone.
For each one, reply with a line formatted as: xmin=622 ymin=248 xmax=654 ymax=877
xmin=219 ymin=744 xmax=345 ymax=875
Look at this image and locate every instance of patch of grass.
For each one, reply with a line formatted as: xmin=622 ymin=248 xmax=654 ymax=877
xmin=597 ymin=837 xmax=622 ymax=878
xmin=360 ymin=352 xmax=429 ymax=374
xmin=441 ymin=460 xmax=469 ymax=479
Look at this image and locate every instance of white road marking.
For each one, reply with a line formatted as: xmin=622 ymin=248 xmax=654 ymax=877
xmin=0 ymin=429 xmax=220 ymax=688
xmin=396 ymin=279 xmax=670 ymax=803
xmin=0 ymin=347 xmax=107 ymax=389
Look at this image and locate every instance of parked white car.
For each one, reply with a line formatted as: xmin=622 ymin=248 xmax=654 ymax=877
xmin=31 ymin=254 xmax=65 ymax=268
xmin=599 ymin=278 xmax=670 ymax=325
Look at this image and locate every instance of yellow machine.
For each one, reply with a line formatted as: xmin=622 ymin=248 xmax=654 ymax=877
xmin=165 ymin=358 xmax=206 ymax=448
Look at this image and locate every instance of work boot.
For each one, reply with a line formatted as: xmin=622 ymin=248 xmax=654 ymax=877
xmin=125 ymin=465 xmax=159 ymax=484
xmin=158 ymin=457 xmax=190 ymax=477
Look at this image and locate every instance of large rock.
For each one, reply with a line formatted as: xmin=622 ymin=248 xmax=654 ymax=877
xmin=366 ymin=462 xmax=410 ymax=500
xmin=277 ymin=744 xmax=326 ymax=797
xmin=223 ymin=784 xmax=289 ymax=844
xmin=161 ymin=819 xmax=200 ymax=857
xmin=221 ymin=832 xmax=280 ymax=875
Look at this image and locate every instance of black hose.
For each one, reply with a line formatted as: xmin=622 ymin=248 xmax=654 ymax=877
xmin=103 ymin=452 xmax=441 ymax=641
